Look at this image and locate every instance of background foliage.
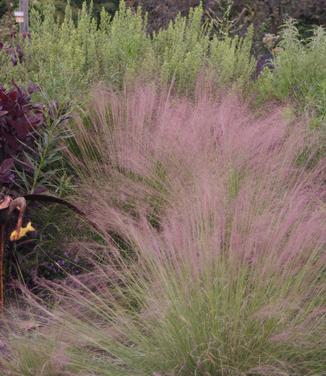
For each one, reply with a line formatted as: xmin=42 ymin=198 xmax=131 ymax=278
xmin=0 ymin=0 xmax=119 ymax=19
xmin=0 ymin=1 xmax=256 ymax=103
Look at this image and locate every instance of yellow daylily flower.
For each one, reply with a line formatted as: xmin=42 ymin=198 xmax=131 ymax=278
xmin=10 ymin=222 xmax=36 ymax=242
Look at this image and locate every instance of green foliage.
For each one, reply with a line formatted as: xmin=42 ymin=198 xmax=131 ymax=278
xmin=209 ymin=25 xmax=255 ymax=89
xmin=98 ymin=1 xmax=150 ymax=86
xmin=153 ymin=5 xmax=210 ymax=92
xmin=81 ymin=0 xmax=119 ymax=18
xmin=0 ymin=0 xmax=256 ymax=104
xmin=0 ymin=1 xmax=149 ymax=102
xmin=14 ymin=108 xmax=74 ymax=195
xmin=28 ymin=0 xmax=119 ymax=19
xmin=256 ymin=20 xmax=326 ymax=123
xmin=24 ymin=1 xmax=99 ymax=103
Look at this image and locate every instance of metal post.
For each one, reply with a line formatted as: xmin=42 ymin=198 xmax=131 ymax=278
xmin=0 ymin=224 xmax=4 ymax=311
xmin=19 ymin=0 xmax=29 ymax=34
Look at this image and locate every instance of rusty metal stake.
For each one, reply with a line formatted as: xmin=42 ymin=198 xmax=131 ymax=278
xmin=0 ymin=195 xmax=27 ymax=311
xmin=0 ymin=223 xmax=4 ymax=310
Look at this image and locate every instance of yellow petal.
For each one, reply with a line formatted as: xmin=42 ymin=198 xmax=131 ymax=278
xmin=10 ymin=222 xmax=36 ymax=242
xmin=26 ymin=222 xmax=36 ymax=233
xmin=10 ymin=230 xmax=19 ymax=242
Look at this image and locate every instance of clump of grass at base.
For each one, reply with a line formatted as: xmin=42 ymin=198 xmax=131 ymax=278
xmin=2 ymin=84 xmax=325 ymax=376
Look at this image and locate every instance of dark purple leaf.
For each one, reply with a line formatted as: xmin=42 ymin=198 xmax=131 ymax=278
xmin=28 ymin=83 xmax=40 ymax=95
xmin=0 ymin=83 xmax=45 ymax=187
xmin=33 ymin=185 xmax=47 ymax=194
xmin=0 ymin=158 xmax=14 ymax=172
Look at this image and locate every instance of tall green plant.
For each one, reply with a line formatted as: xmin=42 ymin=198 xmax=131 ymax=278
xmin=153 ymin=4 xmax=210 ymax=92
xmin=209 ymin=25 xmax=255 ymax=89
xmin=0 ymin=0 xmax=258 ymax=103
xmin=25 ymin=1 xmax=98 ymax=103
xmin=98 ymin=0 xmax=150 ymax=86
xmin=256 ymin=20 xmax=326 ymax=123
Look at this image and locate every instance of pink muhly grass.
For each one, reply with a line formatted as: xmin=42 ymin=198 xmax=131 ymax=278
xmin=3 ymin=83 xmax=325 ymax=375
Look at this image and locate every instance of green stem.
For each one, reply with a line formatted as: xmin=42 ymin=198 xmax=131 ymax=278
xmin=31 ymin=131 xmax=50 ymax=194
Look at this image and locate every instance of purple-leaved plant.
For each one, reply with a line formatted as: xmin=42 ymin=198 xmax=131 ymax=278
xmin=0 ymin=83 xmax=44 ymax=186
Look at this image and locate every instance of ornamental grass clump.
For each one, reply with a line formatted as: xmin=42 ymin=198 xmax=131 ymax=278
xmin=2 ymin=84 xmax=325 ymax=375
